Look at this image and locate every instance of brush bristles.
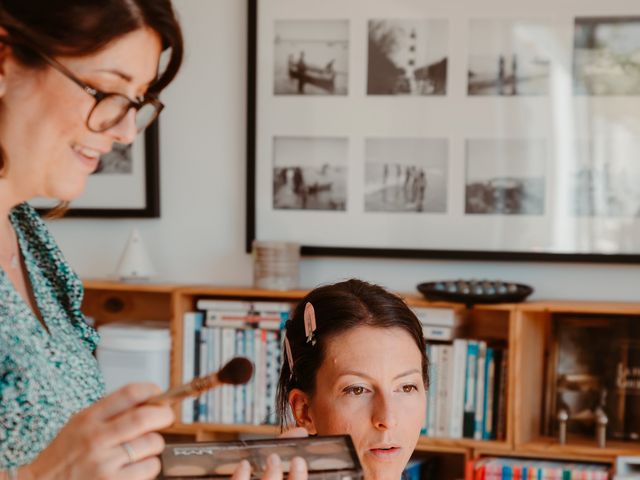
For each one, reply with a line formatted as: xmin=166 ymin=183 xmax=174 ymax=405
xmin=218 ymin=357 xmax=254 ymax=385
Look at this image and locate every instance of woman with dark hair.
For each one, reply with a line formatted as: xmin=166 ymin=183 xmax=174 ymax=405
xmin=0 ymin=1 xmax=183 ymax=478
xmin=234 ymin=279 xmax=429 ymax=480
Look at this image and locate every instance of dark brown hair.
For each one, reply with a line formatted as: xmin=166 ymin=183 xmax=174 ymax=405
xmin=0 ymin=0 xmax=183 ymax=213
xmin=276 ymin=278 xmax=429 ymax=429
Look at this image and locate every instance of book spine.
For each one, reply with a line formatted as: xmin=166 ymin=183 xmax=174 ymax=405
xmin=450 ymin=339 xmax=468 ymax=438
xmin=192 ymin=313 xmax=204 ymax=422
xmin=197 ymin=299 xmax=293 ymax=315
xmin=474 ymin=341 xmax=487 ymax=440
xmin=196 ymin=299 xmax=253 ymax=311
xmin=423 ymin=325 xmax=455 ymax=341
xmin=483 ymin=347 xmax=495 ymax=440
xmin=221 ymin=327 xmax=236 ymax=424
xmin=205 ymin=327 xmax=214 ymax=423
xmin=244 ymin=329 xmax=254 ymax=424
xmin=495 ymin=348 xmax=509 ymax=440
xmin=180 ymin=312 xmax=200 ymax=424
xmin=265 ymin=331 xmax=279 ymax=424
xmin=427 ymin=344 xmax=439 ymax=436
xmin=255 ymin=330 xmax=268 ymax=424
xmin=436 ymin=345 xmax=452 ymax=437
xmin=234 ymin=329 xmax=245 ymax=424
xmin=211 ymin=327 xmax=222 ymax=423
xmin=412 ymin=306 xmax=461 ymax=327
xmin=463 ymin=340 xmax=479 ymax=438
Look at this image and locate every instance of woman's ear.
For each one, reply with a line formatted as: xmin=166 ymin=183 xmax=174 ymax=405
xmin=288 ymin=388 xmax=317 ymax=435
xmin=0 ymin=27 xmax=12 ymax=97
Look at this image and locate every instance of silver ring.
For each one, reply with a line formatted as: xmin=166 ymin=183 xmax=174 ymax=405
xmin=122 ymin=441 xmax=137 ymax=463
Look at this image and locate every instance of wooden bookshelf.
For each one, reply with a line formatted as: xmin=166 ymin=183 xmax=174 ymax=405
xmin=82 ymin=280 xmax=640 ymax=474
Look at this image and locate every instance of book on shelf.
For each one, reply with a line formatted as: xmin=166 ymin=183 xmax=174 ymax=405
xmin=469 ymin=457 xmax=610 ymax=480
xmin=412 ymin=306 xmax=462 ymax=341
xmin=463 ymin=340 xmax=479 ymax=439
xmin=423 ymin=338 xmax=507 ymax=441
xmin=180 ymin=298 xmax=293 ymax=425
xmin=181 ymin=311 xmax=203 ymax=424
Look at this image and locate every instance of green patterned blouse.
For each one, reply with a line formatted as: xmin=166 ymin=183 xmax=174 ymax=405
xmin=0 ymin=203 xmax=105 ymax=468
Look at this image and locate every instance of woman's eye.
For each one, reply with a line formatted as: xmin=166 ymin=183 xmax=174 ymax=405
xmin=401 ymin=384 xmax=418 ymax=393
xmin=344 ymin=385 xmax=366 ymax=396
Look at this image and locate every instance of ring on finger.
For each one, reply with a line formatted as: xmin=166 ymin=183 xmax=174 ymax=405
xmin=122 ymin=441 xmax=137 ymax=463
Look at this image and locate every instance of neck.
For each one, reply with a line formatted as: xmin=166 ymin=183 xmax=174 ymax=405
xmin=0 ymin=177 xmax=30 ymax=226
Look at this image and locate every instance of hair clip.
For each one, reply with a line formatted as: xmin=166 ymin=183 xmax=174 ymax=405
xmin=284 ymin=334 xmax=294 ymax=380
xmin=304 ymin=302 xmax=317 ymax=346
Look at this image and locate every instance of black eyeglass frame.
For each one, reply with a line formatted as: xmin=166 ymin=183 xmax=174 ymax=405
xmin=38 ymin=51 xmax=164 ymax=133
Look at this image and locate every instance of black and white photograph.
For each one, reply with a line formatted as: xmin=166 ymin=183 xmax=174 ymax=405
xmin=273 ymin=20 xmax=349 ymax=95
xmin=272 ymin=136 xmax=348 ymax=211
xmin=364 ymin=138 xmax=447 ymax=213
xmin=572 ymin=137 xmax=640 ymax=217
xmin=467 ymin=19 xmax=551 ymax=96
xmin=573 ymin=16 xmax=640 ymax=95
xmin=94 ymin=142 xmax=133 ymax=174
xmin=465 ymin=139 xmax=546 ymax=215
xmin=367 ymin=19 xmax=448 ymax=95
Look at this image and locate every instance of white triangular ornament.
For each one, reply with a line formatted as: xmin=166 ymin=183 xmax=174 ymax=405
xmin=115 ymin=228 xmax=155 ymax=281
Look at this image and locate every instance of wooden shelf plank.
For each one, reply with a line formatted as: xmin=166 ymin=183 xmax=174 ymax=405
xmin=83 ymin=278 xmax=183 ymax=293
xmin=417 ymin=437 xmax=511 ymax=451
xmin=176 ymin=285 xmax=309 ymax=300
xmin=518 ymin=437 xmax=640 ymax=462
xmin=518 ymin=301 xmax=640 ymax=315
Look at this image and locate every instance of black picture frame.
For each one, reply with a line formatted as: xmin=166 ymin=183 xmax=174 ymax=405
xmin=246 ymin=0 xmax=640 ymax=264
xmin=35 ymin=121 xmax=160 ymax=218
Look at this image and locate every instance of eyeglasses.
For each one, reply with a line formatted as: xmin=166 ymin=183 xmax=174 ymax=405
xmin=38 ymin=52 xmax=163 ymax=134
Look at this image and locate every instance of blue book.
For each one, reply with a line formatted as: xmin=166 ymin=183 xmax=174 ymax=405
xmin=192 ymin=313 xmax=205 ymax=422
xmin=463 ymin=341 xmax=478 ymax=438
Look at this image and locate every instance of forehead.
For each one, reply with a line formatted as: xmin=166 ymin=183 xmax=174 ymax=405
xmin=320 ymin=325 xmax=423 ymax=379
xmin=65 ymin=27 xmax=162 ymax=81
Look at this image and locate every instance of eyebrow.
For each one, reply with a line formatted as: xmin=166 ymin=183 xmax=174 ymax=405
xmin=337 ymin=368 xmax=422 ymax=382
xmin=95 ymin=68 xmax=133 ymax=82
xmin=94 ymin=69 xmax=156 ymax=89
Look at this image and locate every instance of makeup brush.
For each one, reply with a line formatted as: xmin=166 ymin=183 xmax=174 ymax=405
xmin=147 ymin=357 xmax=254 ymax=405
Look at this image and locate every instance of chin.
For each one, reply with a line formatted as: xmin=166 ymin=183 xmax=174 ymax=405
xmin=50 ymin=179 xmax=88 ymax=202
xmin=362 ymin=461 xmax=404 ymax=480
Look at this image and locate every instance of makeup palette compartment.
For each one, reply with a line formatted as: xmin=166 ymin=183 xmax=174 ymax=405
xmin=160 ymin=435 xmax=362 ymax=479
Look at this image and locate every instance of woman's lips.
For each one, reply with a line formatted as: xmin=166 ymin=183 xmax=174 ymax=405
xmin=366 ymin=446 xmax=402 ymax=460
xmin=72 ymin=145 xmax=102 ymax=171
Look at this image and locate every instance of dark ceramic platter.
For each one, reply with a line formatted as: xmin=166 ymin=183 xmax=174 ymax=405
xmin=417 ymin=280 xmax=533 ymax=306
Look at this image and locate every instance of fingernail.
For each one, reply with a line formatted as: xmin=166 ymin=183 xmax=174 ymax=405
xmin=267 ymin=453 xmax=281 ymax=469
xmin=291 ymin=456 xmax=306 ymax=474
xmin=239 ymin=459 xmax=251 ymax=473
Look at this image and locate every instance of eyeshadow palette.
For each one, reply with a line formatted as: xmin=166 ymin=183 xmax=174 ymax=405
xmin=160 ymin=435 xmax=363 ymax=480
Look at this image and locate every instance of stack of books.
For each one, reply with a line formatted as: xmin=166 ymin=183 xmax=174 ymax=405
xmin=181 ymin=299 xmax=293 ymax=425
xmin=422 ymin=338 xmax=508 ymax=440
xmin=470 ymin=457 xmax=610 ymax=479
xmin=414 ymin=304 xmax=508 ymax=441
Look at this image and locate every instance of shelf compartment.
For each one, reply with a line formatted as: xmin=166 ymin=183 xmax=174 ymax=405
xmin=516 ymin=436 xmax=640 ymax=463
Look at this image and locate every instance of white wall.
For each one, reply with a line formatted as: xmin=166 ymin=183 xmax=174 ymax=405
xmin=47 ymin=0 xmax=640 ymax=301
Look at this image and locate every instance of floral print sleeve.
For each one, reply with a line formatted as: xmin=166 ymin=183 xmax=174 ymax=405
xmin=0 ymin=203 xmax=105 ymax=468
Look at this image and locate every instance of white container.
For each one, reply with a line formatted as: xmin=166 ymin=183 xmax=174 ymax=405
xmin=97 ymin=321 xmax=171 ymax=394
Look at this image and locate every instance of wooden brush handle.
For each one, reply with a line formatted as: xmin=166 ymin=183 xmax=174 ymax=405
xmin=146 ymin=373 xmax=220 ymax=405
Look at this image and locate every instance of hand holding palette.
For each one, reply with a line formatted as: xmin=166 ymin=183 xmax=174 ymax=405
xmin=160 ymin=435 xmax=362 ymax=479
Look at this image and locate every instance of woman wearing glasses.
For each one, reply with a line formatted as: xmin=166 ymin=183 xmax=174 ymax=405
xmin=0 ymin=1 xmax=182 ymax=479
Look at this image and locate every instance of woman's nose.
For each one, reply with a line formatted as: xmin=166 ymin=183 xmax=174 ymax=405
xmin=109 ymin=108 xmax=137 ymax=145
xmin=371 ymin=394 xmax=398 ymax=431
